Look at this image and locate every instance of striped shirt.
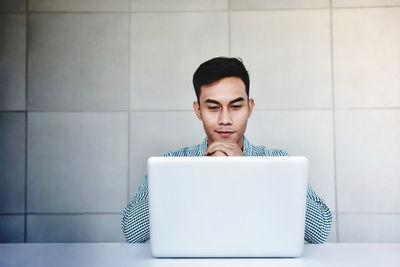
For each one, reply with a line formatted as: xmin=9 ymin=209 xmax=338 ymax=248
xmin=122 ymin=136 xmax=332 ymax=244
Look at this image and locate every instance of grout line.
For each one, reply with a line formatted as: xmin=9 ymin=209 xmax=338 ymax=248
xmin=28 ymin=11 xmax=131 ymax=15
xmin=228 ymin=0 xmax=231 ymax=56
xmin=27 ymin=11 xmax=131 ymax=14
xmin=127 ymin=111 xmax=131 ymax=205
xmin=231 ymin=5 xmax=400 ymax=11
xmin=130 ymin=107 xmax=400 ymax=112
xmin=4 ymin=211 xmax=398 ymax=216
xmin=334 ymin=107 xmax=400 ymax=110
xmin=24 ymin=109 xmax=132 ymax=112
xmin=332 ymin=5 xmax=400 ymax=10
xmin=337 ymin=212 xmax=400 ymax=215
xmin=0 ymin=11 xmax=26 ymax=14
xmin=129 ymin=108 xmax=335 ymax=112
xmin=329 ymin=0 xmax=340 ymax=243
xmin=2 ymin=106 xmax=399 ymax=113
xmin=26 ymin=10 xmax=229 ymax=14
xmin=24 ymin=0 xmax=29 ymax=244
xmin=229 ymin=7 xmax=330 ymax=12
xmin=253 ymin=107 xmax=333 ymax=111
xmin=131 ymin=9 xmax=229 ymax=13
xmin=25 ymin=212 xmax=123 ymax=215
xmin=4 ymin=5 xmax=399 ymax=15
xmin=127 ymin=0 xmax=132 ymax=206
xmin=0 ymin=110 xmax=26 ymax=113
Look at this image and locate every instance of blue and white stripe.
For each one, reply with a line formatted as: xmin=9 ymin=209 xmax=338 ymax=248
xmin=122 ymin=136 xmax=332 ymax=244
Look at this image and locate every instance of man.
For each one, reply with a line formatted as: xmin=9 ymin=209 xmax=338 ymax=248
xmin=122 ymin=57 xmax=332 ymax=244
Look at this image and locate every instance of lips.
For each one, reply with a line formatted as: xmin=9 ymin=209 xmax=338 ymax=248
xmin=216 ymin=131 xmax=235 ymax=138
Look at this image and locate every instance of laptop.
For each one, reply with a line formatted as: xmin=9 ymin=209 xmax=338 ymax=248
xmin=147 ymin=156 xmax=308 ymax=258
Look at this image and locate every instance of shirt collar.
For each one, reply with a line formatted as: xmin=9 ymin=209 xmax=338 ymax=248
xmin=199 ymin=135 xmax=251 ymax=156
xmin=199 ymin=136 xmax=208 ymax=156
xmin=243 ymin=136 xmax=251 ymax=156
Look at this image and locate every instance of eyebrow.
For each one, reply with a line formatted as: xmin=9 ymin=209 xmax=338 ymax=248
xmin=204 ymin=97 xmax=245 ymax=105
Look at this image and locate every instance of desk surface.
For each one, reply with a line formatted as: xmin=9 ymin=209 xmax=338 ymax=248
xmin=1 ymin=243 xmax=400 ymax=267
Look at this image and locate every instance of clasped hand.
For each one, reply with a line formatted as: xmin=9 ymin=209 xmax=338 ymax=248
xmin=204 ymin=141 xmax=244 ymax=156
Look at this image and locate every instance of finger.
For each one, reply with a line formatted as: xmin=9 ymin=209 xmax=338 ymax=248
xmin=206 ymin=144 xmax=225 ymax=154
xmin=209 ymin=150 xmax=228 ymax=156
xmin=205 ymin=141 xmax=233 ymax=154
xmin=207 ymin=144 xmax=234 ymax=156
xmin=205 ymin=141 xmax=222 ymax=153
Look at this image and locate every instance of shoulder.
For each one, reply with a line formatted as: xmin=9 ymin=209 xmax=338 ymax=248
xmin=162 ymin=143 xmax=202 ymax=157
xmin=265 ymin=147 xmax=290 ymax=156
xmin=250 ymin=144 xmax=290 ymax=157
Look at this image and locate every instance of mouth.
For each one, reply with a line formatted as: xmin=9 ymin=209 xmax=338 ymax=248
xmin=216 ymin=131 xmax=235 ymax=138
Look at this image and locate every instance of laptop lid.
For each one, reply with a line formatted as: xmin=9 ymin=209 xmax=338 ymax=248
xmin=147 ymin=156 xmax=308 ymax=258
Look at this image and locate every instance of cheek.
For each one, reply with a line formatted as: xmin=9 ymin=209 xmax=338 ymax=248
xmin=234 ymin=111 xmax=249 ymax=125
xmin=201 ymin=113 xmax=217 ymax=129
xmin=201 ymin=112 xmax=216 ymax=123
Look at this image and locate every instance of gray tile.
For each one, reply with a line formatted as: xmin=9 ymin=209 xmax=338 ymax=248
xmin=333 ymin=8 xmax=400 ymax=108
xmin=0 ymin=112 xmax=25 ymax=213
xmin=246 ymin=110 xmax=336 ymax=212
xmin=338 ymin=213 xmax=400 ymax=243
xmin=130 ymin=12 xmax=229 ymax=110
xmin=131 ymin=0 xmax=228 ymax=11
xmin=28 ymin=14 xmax=129 ymax=110
xmin=27 ymin=214 xmax=125 ymax=242
xmin=27 ymin=112 xmax=128 ymax=213
xmin=0 ymin=14 xmax=26 ymax=111
xmin=231 ymin=0 xmax=329 ymax=10
xmin=29 ymin=0 xmax=129 ymax=12
xmin=335 ymin=110 xmax=400 ymax=213
xmin=129 ymin=111 xmax=204 ymax=196
xmin=333 ymin=0 xmax=400 ymax=7
xmin=231 ymin=10 xmax=332 ymax=109
xmin=0 ymin=0 xmax=25 ymax=12
xmin=0 ymin=215 xmax=24 ymax=243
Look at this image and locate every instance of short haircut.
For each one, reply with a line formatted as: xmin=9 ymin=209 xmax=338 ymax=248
xmin=192 ymin=57 xmax=250 ymax=103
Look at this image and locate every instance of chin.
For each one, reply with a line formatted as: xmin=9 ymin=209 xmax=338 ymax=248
xmin=215 ymin=135 xmax=237 ymax=143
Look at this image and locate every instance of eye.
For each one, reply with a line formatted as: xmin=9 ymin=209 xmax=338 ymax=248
xmin=231 ymin=105 xmax=242 ymax=109
xmin=208 ymin=106 xmax=219 ymax=110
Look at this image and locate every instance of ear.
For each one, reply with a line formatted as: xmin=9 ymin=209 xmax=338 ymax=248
xmin=193 ymin=101 xmax=202 ymax=121
xmin=247 ymin=98 xmax=255 ymax=118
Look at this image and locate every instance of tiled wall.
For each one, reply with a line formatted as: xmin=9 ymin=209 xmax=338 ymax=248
xmin=0 ymin=0 xmax=399 ymax=243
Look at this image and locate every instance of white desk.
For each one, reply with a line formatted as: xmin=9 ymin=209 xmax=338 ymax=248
xmin=1 ymin=243 xmax=399 ymax=267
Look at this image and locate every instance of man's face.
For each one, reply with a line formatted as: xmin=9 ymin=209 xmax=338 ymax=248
xmin=193 ymin=76 xmax=254 ymax=149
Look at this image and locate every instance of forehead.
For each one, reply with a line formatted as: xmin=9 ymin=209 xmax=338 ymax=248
xmin=200 ymin=77 xmax=247 ymax=103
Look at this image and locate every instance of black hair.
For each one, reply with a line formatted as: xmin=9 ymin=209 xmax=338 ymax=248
xmin=192 ymin=57 xmax=250 ymax=102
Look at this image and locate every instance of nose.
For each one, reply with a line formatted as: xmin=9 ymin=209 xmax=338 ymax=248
xmin=218 ymin=108 xmax=232 ymax=125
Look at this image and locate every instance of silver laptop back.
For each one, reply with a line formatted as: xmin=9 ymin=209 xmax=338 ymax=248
xmin=148 ymin=156 xmax=308 ymax=258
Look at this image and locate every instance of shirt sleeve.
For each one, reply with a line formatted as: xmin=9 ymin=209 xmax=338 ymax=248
xmin=304 ymin=183 xmax=332 ymax=243
xmin=121 ymin=174 xmax=150 ymax=243
xmin=273 ymin=148 xmax=332 ymax=243
xmin=121 ymin=152 xmax=173 ymax=243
